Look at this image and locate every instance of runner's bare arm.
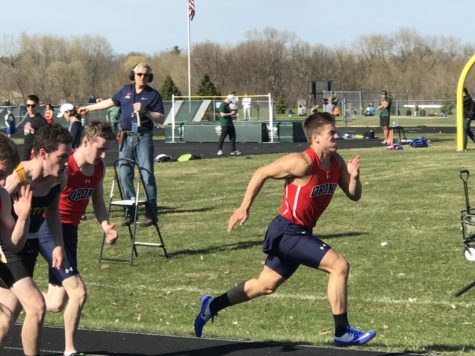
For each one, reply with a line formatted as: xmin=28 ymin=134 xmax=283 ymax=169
xmin=227 ymin=152 xmax=312 ymax=232
xmin=45 ymin=190 xmax=64 ymax=269
xmin=92 ymin=168 xmax=118 ymax=245
xmin=334 ymin=153 xmax=362 ymax=201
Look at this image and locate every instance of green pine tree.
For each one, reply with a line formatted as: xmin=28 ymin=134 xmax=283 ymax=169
xmin=195 ymin=74 xmax=220 ymax=97
xmin=160 ymin=75 xmax=182 ymax=100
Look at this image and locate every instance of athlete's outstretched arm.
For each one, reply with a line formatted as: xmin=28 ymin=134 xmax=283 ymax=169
xmin=92 ymin=167 xmax=117 ymax=245
xmin=334 ymin=153 xmax=362 ymax=201
xmin=45 ymin=182 xmax=65 ymax=269
xmin=227 ymin=153 xmax=311 ymax=232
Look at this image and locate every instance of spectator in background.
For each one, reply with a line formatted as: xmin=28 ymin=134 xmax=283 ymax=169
xmin=463 ymin=87 xmax=475 ymax=150
xmin=377 ymin=90 xmax=392 ymax=145
xmin=23 ymin=94 xmax=48 ymax=160
xmin=4 ymin=108 xmax=15 ymax=138
xmin=217 ymin=94 xmax=240 ymax=156
xmin=79 ymin=63 xmax=164 ymax=228
xmin=87 ymin=95 xmax=96 ymax=103
xmin=58 ymin=104 xmax=83 ymax=149
xmin=325 ymin=98 xmax=335 ymax=116
xmin=44 ymin=104 xmax=55 ymax=125
xmin=242 ymin=94 xmax=252 ymax=121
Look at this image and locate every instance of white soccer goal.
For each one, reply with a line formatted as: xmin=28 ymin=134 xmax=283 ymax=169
xmin=168 ymin=93 xmax=275 ymax=143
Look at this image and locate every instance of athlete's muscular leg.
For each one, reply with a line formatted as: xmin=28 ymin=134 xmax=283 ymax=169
xmin=0 ymin=288 xmax=21 ymax=346
xmin=318 ymin=249 xmax=349 ymax=315
xmin=10 ymin=278 xmax=45 ymax=356
xmin=227 ymin=266 xmax=286 ymax=305
xmin=0 ymin=302 xmax=13 ymax=345
xmin=44 ymin=276 xmax=87 ymax=353
xmin=63 ymin=276 xmax=87 ymax=353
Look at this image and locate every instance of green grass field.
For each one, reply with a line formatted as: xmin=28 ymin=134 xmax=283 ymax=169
xmin=29 ymin=130 xmax=475 ymax=355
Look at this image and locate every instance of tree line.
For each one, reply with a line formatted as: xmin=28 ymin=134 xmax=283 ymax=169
xmin=0 ymin=28 xmax=474 ymax=107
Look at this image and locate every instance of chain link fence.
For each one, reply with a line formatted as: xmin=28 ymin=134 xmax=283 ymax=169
xmin=323 ymin=91 xmax=454 ymax=119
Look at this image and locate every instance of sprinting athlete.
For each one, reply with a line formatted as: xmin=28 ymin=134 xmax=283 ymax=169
xmin=0 ymin=125 xmax=72 ymax=355
xmin=194 ymin=112 xmax=376 ymax=347
xmin=39 ymin=121 xmax=117 ymax=356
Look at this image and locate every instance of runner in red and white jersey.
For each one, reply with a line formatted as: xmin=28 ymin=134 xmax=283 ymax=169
xmin=194 ymin=112 xmax=376 ymax=347
xmin=279 ymin=147 xmax=340 ymax=228
xmin=38 ymin=121 xmax=117 ymax=356
xmin=59 ymin=153 xmax=104 ymax=226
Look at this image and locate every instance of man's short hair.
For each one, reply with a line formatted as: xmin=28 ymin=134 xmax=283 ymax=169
xmin=0 ymin=132 xmax=20 ymax=169
xmin=82 ymin=121 xmax=115 ymax=142
xmin=26 ymin=94 xmax=40 ymax=104
xmin=302 ymin=112 xmax=335 ymax=144
xmin=33 ymin=124 xmax=72 ymax=154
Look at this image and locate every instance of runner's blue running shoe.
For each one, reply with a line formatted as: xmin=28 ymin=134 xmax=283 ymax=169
xmin=194 ymin=294 xmax=216 ymax=337
xmin=334 ymin=326 xmax=376 ymax=346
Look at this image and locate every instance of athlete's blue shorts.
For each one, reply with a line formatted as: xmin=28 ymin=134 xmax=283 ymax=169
xmin=263 ymin=215 xmax=331 ymax=279
xmin=38 ymin=222 xmax=79 ymax=285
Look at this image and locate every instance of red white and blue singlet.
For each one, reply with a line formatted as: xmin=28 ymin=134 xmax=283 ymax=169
xmin=59 ymin=155 xmax=104 ymax=226
xmin=279 ymin=148 xmax=340 ymax=229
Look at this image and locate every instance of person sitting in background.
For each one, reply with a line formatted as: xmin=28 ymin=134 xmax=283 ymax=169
xmin=333 ymin=106 xmax=341 ymax=117
xmin=364 ymin=104 xmax=375 ymax=116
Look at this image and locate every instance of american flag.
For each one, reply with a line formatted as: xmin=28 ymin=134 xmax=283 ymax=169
xmin=188 ymin=0 xmax=195 ymax=21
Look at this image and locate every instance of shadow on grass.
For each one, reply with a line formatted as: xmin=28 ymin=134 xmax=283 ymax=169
xmin=169 ymin=240 xmax=262 ymax=258
xmin=316 ymin=231 xmax=367 ymax=239
xmin=169 ymin=231 xmax=366 ymax=257
xmin=157 ymin=206 xmax=215 ymax=215
xmin=79 ymin=341 xmax=386 ymax=356
xmin=101 ymin=206 xmax=215 ymax=220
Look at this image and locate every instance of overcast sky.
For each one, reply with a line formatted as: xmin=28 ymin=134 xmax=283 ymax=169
xmin=2 ymin=0 xmax=474 ymax=55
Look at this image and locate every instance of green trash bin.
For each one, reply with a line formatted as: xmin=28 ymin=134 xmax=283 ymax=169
xmin=183 ymin=123 xmax=220 ymax=142
xmin=278 ymin=121 xmax=306 ymax=143
xmin=235 ymin=121 xmax=267 ymax=143
xmin=182 ymin=122 xmax=269 ymax=143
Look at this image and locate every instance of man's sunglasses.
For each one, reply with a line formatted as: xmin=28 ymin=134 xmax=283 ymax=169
xmin=135 ymin=73 xmax=150 ymax=78
xmin=26 ymin=104 xmax=36 ymax=108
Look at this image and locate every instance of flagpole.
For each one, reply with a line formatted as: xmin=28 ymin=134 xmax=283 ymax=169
xmin=187 ymin=0 xmax=192 ymax=112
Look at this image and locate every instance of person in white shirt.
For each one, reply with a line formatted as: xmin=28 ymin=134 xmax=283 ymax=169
xmin=242 ymin=94 xmax=252 ymax=121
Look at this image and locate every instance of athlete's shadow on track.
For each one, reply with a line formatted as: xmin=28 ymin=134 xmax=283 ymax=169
xmin=169 ymin=232 xmax=367 ymax=257
xmin=70 ymin=342 xmax=328 ymax=356
xmin=168 ymin=240 xmax=262 ymax=258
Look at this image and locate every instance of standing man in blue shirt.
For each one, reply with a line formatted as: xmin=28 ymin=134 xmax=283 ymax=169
xmin=79 ymin=63 xmax=164 ymax=227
